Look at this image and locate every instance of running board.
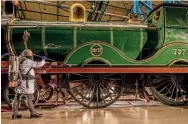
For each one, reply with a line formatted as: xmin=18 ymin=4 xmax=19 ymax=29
xmin=36 ymin=67 xmax=188 ymax=74
xmin=1 ymin=61 xmax=188 ymax=74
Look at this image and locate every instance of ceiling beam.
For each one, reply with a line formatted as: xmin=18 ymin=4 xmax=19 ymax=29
xmin=25 ymin=1 xmax=128 ymax=20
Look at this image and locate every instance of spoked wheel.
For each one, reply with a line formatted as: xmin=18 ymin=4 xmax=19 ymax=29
xmin=40 ymin=85 xmax=54 ymax=102
xmin=47 ymin=87 xmax=66 ymax=104
xmin=151 ymin=74 xmax=188 ymax=106
xmin=4 ymin=85 xmax=40 ymax=109
xmin=67 ymin=73 xmax=124 ymax=108
xmin=40 ymin=86 xmax=66 ymax=104
xmin=4 ymin=86 xmax=16 ymax=108
xmin=40 ymin=74 xmax=69 ymax=104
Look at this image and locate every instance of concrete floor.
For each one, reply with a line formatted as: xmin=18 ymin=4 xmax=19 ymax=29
xmin=2 ymin=101 xmax=188 ymax=124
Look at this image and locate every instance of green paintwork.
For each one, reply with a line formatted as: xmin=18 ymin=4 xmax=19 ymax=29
xmin=64 ymin=42 xmax=187 ymax=65
xmin=9 ymin=4 xmax=188 ymax=66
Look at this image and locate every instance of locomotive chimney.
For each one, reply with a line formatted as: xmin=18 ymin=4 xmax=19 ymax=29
xmin=69 ymin=3 xmax=86 ymax=22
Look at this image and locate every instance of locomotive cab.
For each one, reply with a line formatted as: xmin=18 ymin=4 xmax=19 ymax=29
xmin=143 ymin=4 xmax=188 ymax=63
xmin=145 ymin=3 xmax=188 ymax=45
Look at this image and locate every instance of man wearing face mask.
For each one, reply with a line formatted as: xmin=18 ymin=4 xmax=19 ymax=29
xmin=12 ymin=49 xmax=46 ymax=119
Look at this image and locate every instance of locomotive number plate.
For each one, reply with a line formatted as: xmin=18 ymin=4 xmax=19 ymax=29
xmin=173 ymin=49 xmax=186 ymax=55
xmin=90 ymin=44 xmax=103 ymax=56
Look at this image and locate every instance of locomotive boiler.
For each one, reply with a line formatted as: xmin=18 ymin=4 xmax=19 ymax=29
xmin=1 ymin=3 xmax=188 ymax=108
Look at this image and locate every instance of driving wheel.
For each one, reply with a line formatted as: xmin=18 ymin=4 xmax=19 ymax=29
xmin=67 ymin=73 xmax=124 ymax=108
xmin=151 ymin=74 xmax=188 ymax=106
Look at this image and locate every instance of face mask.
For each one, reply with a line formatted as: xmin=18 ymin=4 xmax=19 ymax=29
xmin=26 ymin=56 xmax=33 ymax=60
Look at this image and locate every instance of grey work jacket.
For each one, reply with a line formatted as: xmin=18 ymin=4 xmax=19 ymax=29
xmin=19 ymin=59 xmax=45 ymax=94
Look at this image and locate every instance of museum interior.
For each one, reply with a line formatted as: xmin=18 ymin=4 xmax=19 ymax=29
xmin=1 ymin=0 xmax=188 ymax=124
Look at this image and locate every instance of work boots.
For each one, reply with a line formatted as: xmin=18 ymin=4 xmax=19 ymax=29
xmin=12 ymin=114 xmax=23 ymax=120
xmin=12 ymin=113 xmax=43 ymax=119
xmin=12 ymin=94 xmax=43 ymax=119
xmin=30 ymin=113 xmax=43 ymax=118
xmin=27 ymin=94 xmax=43 ymax=119
xmin=12 ymin=94 xmax=23 ymax=120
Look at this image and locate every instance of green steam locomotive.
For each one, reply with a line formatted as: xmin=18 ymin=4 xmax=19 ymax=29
xmin=2 ymin=3 xmax=188 ymax=108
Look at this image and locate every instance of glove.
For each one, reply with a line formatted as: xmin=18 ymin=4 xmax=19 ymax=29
xmin=42 ymin=56 xmax=46 ymax=60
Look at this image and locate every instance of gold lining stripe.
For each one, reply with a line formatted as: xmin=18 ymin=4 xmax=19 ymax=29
xmin=83 ymin=57 xmax=112 ymax=66
xmin=7 ymin=19 xmax=17 ymax=55
xmin=139 ymin=31 xmax=144 ymax=59
xmin=168 ymin=59 xmax=188 ymax=66
xmin=42 ymin=27 xmax=48 ymax=56
xmin=73 ymin=27 xmax=77 ymax=48
xmin=110 ymin=28 xmax=114 ymax=45
xmin=64 ymin=41 xmax=188 ymax=64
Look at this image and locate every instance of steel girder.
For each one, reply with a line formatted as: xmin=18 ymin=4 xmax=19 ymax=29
xmin=10 ymin=0 xmax=185 ymax=22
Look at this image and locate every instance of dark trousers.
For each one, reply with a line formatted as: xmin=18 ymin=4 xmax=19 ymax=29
xmin=12 ymin=94 xmax=37 ymax=115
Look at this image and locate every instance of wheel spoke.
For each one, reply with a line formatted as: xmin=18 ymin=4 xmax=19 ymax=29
xmin=99 ymin=83 xmax=108 ymax=98
xmin=154 ymin=80 xmax=171 ymax=88
xmin=175 ymin=84 xmax=178 ymax=101
xmin=99 ymin=85 xmax=106 ymax=104
xmin=178 ymin=84 xmax=186 ymax=102
xmin=164 ymin=82 xmax=175 ymax=97
xmin=103 ymin=80 xmax=119 ymax=95
xmin=79 ymin=82 xmax=94 ymax=96
xmin=88 ymin=85 xmax=96 ymax=106
xmin=159 ymin=81 xmax=172 ymax=93
xmin=71 ymin=82 xmax=85 ymax=89
xmin=81 ymin=83 xmax=93 ymax=102
xmin=96 ymin=85 xmax=99 ymax=106
xmin=154 ymin=74 xmax=173 ymax=77
xmin=170 ymin=83 xmax=177 ymax=99
xmin=152 ymin=79 xmax=165 ymax=87
xmin=100 ymin=82 xmax=114 ymax=101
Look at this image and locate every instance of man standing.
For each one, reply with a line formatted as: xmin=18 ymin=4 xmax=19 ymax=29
xmin=12 ymin=49 xmax=46 ymax=119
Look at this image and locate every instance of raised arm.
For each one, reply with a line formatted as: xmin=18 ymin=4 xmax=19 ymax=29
xmin=27 ymin=59 xmax=45 ymax=68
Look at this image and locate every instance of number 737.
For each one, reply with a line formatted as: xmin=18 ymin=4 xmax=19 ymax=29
xmin=173 ymin=49 xmax=186 ymax=55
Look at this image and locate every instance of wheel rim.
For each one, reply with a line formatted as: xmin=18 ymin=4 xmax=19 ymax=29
xmin=68 ymin=73 xmax=123 ymax=108
xmin=4 ymin=87 xmax=15 ymax=107
xmin=151 ymin=74 xmax=188 ymax=105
